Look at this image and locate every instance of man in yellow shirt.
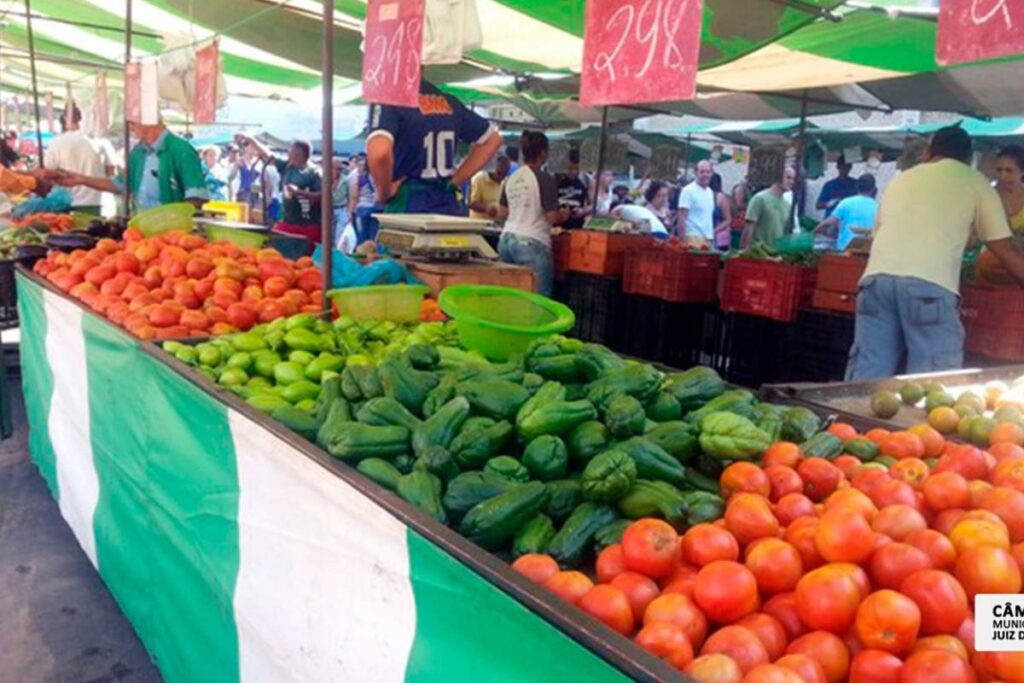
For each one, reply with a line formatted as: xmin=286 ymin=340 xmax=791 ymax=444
xmin=848 ymin=125 xmax=1024 ymax=379
xmin=468 ymin=154 xmax=510 ymax=220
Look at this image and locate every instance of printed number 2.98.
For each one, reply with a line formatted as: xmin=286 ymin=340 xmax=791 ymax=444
xmin=422 ymin=131 xmax=455 ymax=179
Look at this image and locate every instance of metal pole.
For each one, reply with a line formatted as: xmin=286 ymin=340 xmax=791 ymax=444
xmin=591 ymin=106 xmax=609 ymax=213
xmin=123 ymin=0 xmax=132 ymax=217
xmin=682 ymin=133 xmax=693 ymax=180
xmin=24 ymin=0 xmax=44 ymax=168
xmin=788 ymin=88 xmax=809 ymax=235
xmin=320 ymin=0 xmax=334 ymax=308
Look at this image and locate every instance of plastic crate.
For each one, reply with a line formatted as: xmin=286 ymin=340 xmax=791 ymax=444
xmin=961 ymin=286 xmax=1024 ymax=360
xmin=567 ymin=230 xmax=646 ymax=276
xmin=721 ymin=258 xmax=817 ymax=323
xmin=712 ymin=313 xmax=792 ymax=388
xmin=790 ymin=309 xmax=856 ymax=354
xmin=812 ymin=288 xmax=857 ymax=314
xmin=816 ymin=254 xmax=867 ymax=294
xmin=552 ymin=232 xmax=570 ymax=282
xmin=564 ymin=273 xmax=626 ymax=346
xmin=623 ymin=246 xmax=720 ymax=303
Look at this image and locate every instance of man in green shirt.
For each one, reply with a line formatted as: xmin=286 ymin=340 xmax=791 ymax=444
xmin=55 ymin=121 xmax=208 ymax=212
xmin=742 ymin=167 xmax=796 ymax=248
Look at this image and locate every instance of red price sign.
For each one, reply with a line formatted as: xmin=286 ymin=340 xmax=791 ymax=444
xmin=580 ymin=0 xmax=704 ymax=107
xmin=194 ymin=41 xmax=219 ymax=125
xmin=124 ymin=62 xmax=141 ymax=124
xmin=362 ymin=0 xmax=425 ymax=107
xmin=937 ymin=0 xmax=1024 ymax=65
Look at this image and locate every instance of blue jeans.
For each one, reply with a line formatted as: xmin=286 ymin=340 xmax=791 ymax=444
xmin=846 ymin=275 xmax=964 ymax=380
xmin=355 ymin=206 xmax=380 ymax=244
xmin=498 ymin=232 xmax=554 ymax=297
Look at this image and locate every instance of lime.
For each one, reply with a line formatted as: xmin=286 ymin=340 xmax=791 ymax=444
xmin=925 ymin=390 xmax=956 ymax=412
xmin=900 ymin=382 xmax=925 ymax=406
xmin=273 ymin=361 xmax=306 ymax=385
xmin=226 ymin=352 xmax=253 ymax=372
xmin=870 ymin=390 xmax=901 ymax=419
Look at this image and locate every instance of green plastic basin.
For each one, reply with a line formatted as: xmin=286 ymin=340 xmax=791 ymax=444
xmin=204 ymin=224 xmax=269 ymax=248
xmin=438 ymin=285 xmax=575 ymax=361
xmin=127 ymin=202 xmax=196 ymax=237
xmin=327 ymin=284 xmax=429 ymax=323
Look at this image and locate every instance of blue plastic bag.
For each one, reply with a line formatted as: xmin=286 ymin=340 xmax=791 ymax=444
xmin=312 ymin=245 xmax=422 ymax=288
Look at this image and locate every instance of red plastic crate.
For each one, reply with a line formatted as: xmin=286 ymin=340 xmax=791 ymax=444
xmin=567 ymin=230 xmax=646 ymax=276
xmin=817 ymin=254 xmax=867 ymax=295
xmin=961 ymin=286 xmax=1024 ymax=360
xmin=623 ymin=246 xmax=720 ymax=303
xmin=721 ymin=258 xmax=818 ymax=322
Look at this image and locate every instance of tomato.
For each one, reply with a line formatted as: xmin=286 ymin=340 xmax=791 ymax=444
xmin=989 ymin=442 xmax=1024 ymax=464
xmin=225 ymin=302 xmax=258 ymax=331
xmin=900 ymin=650 xmax=976 ymax=683
xmin=831 ymin=455 xmax=864 ymax=482
xmin=851 ymin=468 xmax=891 ymax=498
xmin=869 ymin=479 xmax=920 ymax=511
xmin=148 ymin=304 xmax=181 ymax=328
xmin=596 ymin=544 xmax=627 ymax=583
xmin=511 ymin=553 xmax=558 ymax=584
xmin=784 ymin=517 xmax=824 ymax=572
xmin=794 ymin=564 xmax=863 ymax=634
xmin=634 ymin=620 xmax=692 ymax=658
xmin=763 ymin=442 xmax=803 ymax=469
xmin=868 ymin=542 xmax=932 ymax=589
xmin=741 ymin=664 xmax=805 ymax=683
xmin=256 ymin=299 xmax=287 ymax=323
xmin=871 ymin=504 xmax=927 ymax=541
xmin=609 ymin=571 xmax=659 ymax=622
xmin=735 ymin=612 xmax=788 ymax=660
xmin=684 ymin=654 xmax=744 ymax=683
xmin=700 ymin=625 xmax=769 ymax=674
xmin=912 ymin=635 xmax=969 ymax=661
xmin=949 ymin=517 xmax=1011 ymax=554
xmin=853 ymin=590 xmax=920 ymax=655
xmin=178 ymin=310 xmax=210 ymax=331
xmin=848 ymin=649 xmax=902 ymax=683
xmin=889 ymin=457 xmax=930 ymax=489
xmin=1013 ymin=541 xmax=1024 ymax=575
xmin=827 ymin=422 xmax=858 ymax=442
xmin=772 ymin=654 xmax=826 ymax=683
xmin=578 ymin=584 xmax=634 ymax=635
xmin=543 ymin=570 xmax=593 ymax=605
xmin=922 ymin=471 xmax=971 ymax=512
xmin=814 ymin=508 xmax=874 ymax=563
xmin=881 ymin=431 xmax=926 ymax=460
xmin=721 ymin=462 xmax=772 ymax=499
xmin=661 ymin=563 xmax=699 ymax=599
xmin=644 ymin=593 xmax=708 ymax=650
xmin=765 ymin=465 xmax=804 ymax=502
xmin=978 ymin=651 xmax=1024 ymax=683
xmin=934 ymin=444 xmax=989 ymax=481
xmin=978 ymin=486 xmax=1024 ymax=543
xmin=785 ymin=631 xmax=850 ymax=683
xmin=694 ymin=561 xmax=760 ymax=624
xmin=823 ymin=488 xmax=877 ymax=519
xmin=763 ymin=592 xmax=807 ymax=642
xmin=775 ymin=493 xmax=817 ymax=526
xmin=955 ymin=545 xmax=1022 ymax=600
xmin=745 ymin=538 xmax=803 ymax=594
xmin=621 ymin=519 xmax=680 ymax=579
xmin=726 ymin=493 xmax=781 ymax=546
xmin=682 ymin=524 xmax=740 ymax=566
xmin=797 ymin=459 xmax=843 ymax=502
xmin=295 ymin=269 xmax=322 ymax=295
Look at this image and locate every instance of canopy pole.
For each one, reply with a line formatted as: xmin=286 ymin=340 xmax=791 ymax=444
xmin=592 ymin=106 xmax=609 ymax=213
xmin=788 ymin=88 xmax=809 ymax=235
xmin=682 ymin=133 xmax=693 ymax=180
xmin=123 ymin=0 xmax=133 ymax=218
xmin=24 ymin=0 xmax=44 ymax=168
xmin=320 ymin=0 xmax=334 ymax=310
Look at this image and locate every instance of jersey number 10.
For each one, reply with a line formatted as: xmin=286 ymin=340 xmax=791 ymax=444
xmin=422 ymin=130 xmax=456 ymax=179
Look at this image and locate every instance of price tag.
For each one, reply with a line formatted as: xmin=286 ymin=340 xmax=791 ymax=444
xmin=937 ymin=0 xmax=1024 ymax=65
xmin=194 ymin=41 xmax=220 ymax=125
xmin=362 ymin=0 xmax=426 ymax=107
xmin=580 ymin=0 xmax=705 ymax=107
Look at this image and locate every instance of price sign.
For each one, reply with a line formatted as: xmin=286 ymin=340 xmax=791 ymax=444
xmin=193 ymin=41 xmax=219 ymax=125
xmin=580 ymin=0 xmax=705 ymax=107
xmin=747 ymin=146 xmax=787 ymax=188
xmin=937 ymin=0 xmax=1024 ymax=65
xmin=362 ymin=0 xmax=425 ymax=107
xmin=124 ymin=62 xmax=141 ymax=124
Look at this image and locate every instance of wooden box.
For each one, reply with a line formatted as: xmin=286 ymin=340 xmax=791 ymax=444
xmin=404 ymin=260 xmax=536 ymax=298
xmin=812 ymin=288 xmax=857 ymax=315
xmin=567 ymin=230 xmax=646 ymax=276
xmin=817 ymin=254 xmax=868 ymax=295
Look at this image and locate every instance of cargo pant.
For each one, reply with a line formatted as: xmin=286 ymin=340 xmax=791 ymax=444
xmin=846 ymin=274 xmax=964 ymax=380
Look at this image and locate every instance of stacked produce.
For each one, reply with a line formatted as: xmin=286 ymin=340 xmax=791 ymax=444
xmin=512 ymin=417 xmax=1024 ymax=682
xmin=33 ymin=229 xmax=322 ymax=339
xmin=727 ymin=241 xmax=819 ymax=268
xmin=12 ymin=212 xmax=76 ymax=233
xmin=0 ymin=224 xmax=46 ymax=259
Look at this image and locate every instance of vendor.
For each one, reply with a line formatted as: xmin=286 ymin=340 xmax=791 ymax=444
xmin=847 ymin=125 xmax=1024 ymax=379
xmin=742 ymin=168 xmax=795 ymax=248
xmin=995 ymin=145 xmax=1024 ymax=238
xmin=365 ymin=80 xmax=502 ymax=215
xmin=557 ymin=151 xmax=591 ymax=229
xmin=813 ymin=174 xmax=878 ymax=251
xmin=468 ymin=153 xmax=510 ymax=220
xmin=55 ymin=120 xmax=208 ymax=212
xmin=239 ymin=136 xmax=322 ymax=246
xmin=496 ymin=131 xmax=567 ymax=297
xmin=816 ymin=154 xmax=857 ymax=217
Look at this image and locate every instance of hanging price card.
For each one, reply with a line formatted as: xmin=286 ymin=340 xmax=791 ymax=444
xmin=580 ymin=0 xmax=704 ymax=107
xmin=194 ymin=41 xmax=220 ymax=125
xmin=362 ymin=0 xmax=425 ymax=107
xmin=937 ymin=0 xmax=1024 ymax=65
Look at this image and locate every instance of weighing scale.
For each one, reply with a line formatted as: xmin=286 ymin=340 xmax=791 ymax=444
xmin=375 ymin=214 xmax=498 ymax=261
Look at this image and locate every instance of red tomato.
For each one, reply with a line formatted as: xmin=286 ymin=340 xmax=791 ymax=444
xmin=700 ymin=625 xmax=770 ymax=674
xmin=828 ymin=422 xmax=859 ymax=441
xmin=726 ymin=493 xmax=781 ymax=546
xmin=978 ymin=485 xmax=1024 ymax=543
xmin=644 ymin=593 xmax=708 ymax=651
xmin=797 ymin=459 xmax=843 ymax=502
xmin=578 ymin=585 xmax=634 ymax=635
xmin=824 ymin=488 xmax=877 ymax=521
xmin=785 ymin=631 xmax=850 ymax=683
xmin=740 ymin=664 xmax=804 ymax=683
xmin=784 ymin=517 xmax=824 ymax=572
xmin=721 ymin=462 xmax=771 ymax=499
xmin=853 ymin=590 xmax=920 ymax=655
xmin=609 ymin=571 xmax=660 ymax=623
xmin=869 ymin=479 xmax=920 ymax=510
xmin=868 ymin=542 xmax=933 ymax=590
xmin=815 ymin=508 xmax=875 ymax=563
xmin=889 ymin=457 xmax=930 ymax=490
xmin=745 ymin=538 xmax=803 ymax=594
xmin=955 ymin=545 xmax=1022 ymax=600
xmin=682 ymin=523 xmax=740 ymax=566
xmin=511 ymin=554 xmax=558 ymax=584
xmin=693 ymin=561 xmax=760 ymax=624
xmin=848 ymin=649 xmax=902 ymax=683
xmin=774 ymin=654 xmax=827 ymax=683
xmin=922 ymin=471 xmax=971 ymax=512
xmin=634 ymin=620 xmax=692 ymax=658
xmin=934 ymin=444 xmax=989 ymax=481
xmin=735 ymin=613 xmax=788 ymax=661
xmin=794 ymin=564 xmax=863 ymax=634
xmin=851 ymin=468 xmax=891 ymax=497
xmin=262 ymin=275 xmax=290 ymax=298
xmin=621 ymin=519 xmax=680 ymax=579
xmin=543 ymin=570 xmax=593 ymax=605
xmin=763 ymin=442 xmax=803 ymax=469
xmin=595 ymin=544 xmax=627 ymax=583
xmin=871 ymin=504 xmax=927 ymax=541
xmin=661 ymin=563 xmax=699 ymax=599
xmin=774 ymin=493 xmax=817 ymax=526
xmin=225 ymin=302 xmax=257 ymax=331
xmin=765 ymin=465 xmax=804 ymax=502
xmin=992 ymin=455 xmax=1024 ymax=492
xmin=831 ymin=455 xmax=864 ymax=482
xmin=912 ymin=635 xmax=969 ymax=661
xmin=684 ymin=654 xmax=744 ymax=683
xmin=184 ymin=257 xmax=213 ymax=279
xmin=900 ymin=650 xmax=976 ymax=683
xmin=763 ymin=592 xmax=808 ymax=642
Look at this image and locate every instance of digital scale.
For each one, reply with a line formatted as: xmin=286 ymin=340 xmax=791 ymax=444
xmin=375 ymin=214 xmax=498 ymax=261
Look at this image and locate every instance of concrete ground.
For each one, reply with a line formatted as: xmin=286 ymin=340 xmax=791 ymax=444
xmin=0 ymin=378 xmax=162 ymax=683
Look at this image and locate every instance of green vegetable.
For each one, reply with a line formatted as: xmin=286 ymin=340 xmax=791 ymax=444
xmin=357 ymin=397 xmax=423 ymax=430
xmin=781 ymin=406 xmax=823 ymax=443
xmin=397 ymin=471 xmax=446 ymax=524
xmin=517 ymin=381 xmax=567 ymax=422
xmin=756 ymin=412 xmax=784 ymax=443
xmin=603 ymin=393 xmax=647 ymax=439
xmin=522 ymin=435 xmax=569 ymax=482
xmin=682 ymin=490 xmax=726 ymax=525
xmin=546 ymin=502 xmax=619 ymax=568
xmin=644 ymin=421 xmax=699 ymax=462
xmin=247 ymin=393 xmax=290 ymax=413
xmin=451 ymin=420 xmax=514 ymax=469
xmin=680 ymin=466 xmax=721 ymax=494
xmin=461 ymin=416 xmax=496 ymax=436
xmin=456 ymin=377 xmax=531 ymax=421
xmin=699 ymin=412 xmax=773 ymax=461
xmin=522 ymin=372 xmax=545 ymax=394
xmin=593 ymin=519 xmax=632 ymax=553
xmin=844 ymin=437 xmax=881 ymax=461
xmin=618 ymin=480 xmax=688 ymax=528
xmin=357 ymin=458 xmax=403 ymax=491
xmin=662 ymin=366 xmax=727 ymax=413
xmin=378 ymin=359 xmax=440 ymax=416
xmin=393 ymin=454 xmax=415 ymax=474
xmin=322 ymin=423 xmax=410 ymax=463
xmin=685 ymin=389 xmax=757 ymax=425
xmin=404 ymin=344 xmax=440 ymax=370
xmin=421 ymin=375 xmax=456 ymax=417
xmin=646 ymin=391 xmax=683 ymax=422
xmin=288 ymin=350 xmax=316 ymax=366
xmin=543 ymin=479 xmax=583 ymax=523
xmin=274 ymin=361 xmax=306 ymax=386
xmin=566 ymin=420 xmax=611 ymax=465
xmin=412 ymin=396 xmax=470 ymax=457
xmin=801 ymin=432 xmax=844 ymax=459
xmin=315 ymin=398 xmax=352 ymax=448
xmin=348 ymin=365 xmax=384 ymax=401
xmin=442 ymin=471 xmax=518 ymax=520
xmin=586 ymin=364 xmax=663 ymax=404
xmin=231 ymin=332 xmax=268 ymax=353
xmin=314 ymin=376 xmax=343 ymax=429
xmin=517 ymin=400 xmax=598 ymax=442
xmin=270 ymin=405 xmax=317 ymax=440
xmin=304 ymin=353 xmax=345 ymax=382
xmin=512 ymin=513 xmax=557 ymax=558
xmin=284 ymin=327 xmax=328 ymax=353
xmin=460 ymin=481 xmax=549 ymax=550
xmin=528 ymin=354 xmax=584 ymax=383
xmin=413 ymin=446 xmax=460 ymax=482
xmin=484 ymin=456 xmax=530 ymax=483
xmin=617 ymin=437 xmax=688 ymax=488
xmin=253 ymin=350 xmax=282 ymax=379
xmin=581 ymin=449 xmax=638 ymax=503
xmin=285 ymin=312 xmax=317 ymax=331
xmin=575 ymin=344 xmax=626 ymax=382
xmin=279 ymin=380 xmax=320 ymax=404
xmin=196 ymin=343 xmax=223 ymax=368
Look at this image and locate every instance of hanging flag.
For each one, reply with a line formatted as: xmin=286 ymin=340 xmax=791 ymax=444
xmin=937 ymin=0 xmax=1024 ymax=65
xmin=362 ymin=0 xmax=426 ymax=107
xmin=94 ymin=73 xmax=110 ymax=136
xmin=194 ymin=41 xmax=219 ymax=125
xmin=580 ymin=0 xmax=704 ymax=107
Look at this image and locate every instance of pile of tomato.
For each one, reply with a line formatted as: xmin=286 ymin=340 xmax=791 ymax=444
xmin=33 ymin=228 xmax=323 ymax=339
xmin=514 ymin=421 xmax=1024 ymax=683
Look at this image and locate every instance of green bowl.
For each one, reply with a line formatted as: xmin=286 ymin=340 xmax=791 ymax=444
xmin=438 ymin=285 xmax=575 ymax=361
xmin=205 ymin=225 xmax=269 ymax=248
xmin=327 ymin=284 xmax=429 ymax=323
xmin=127 ymin=202 xmax=196 ymax=237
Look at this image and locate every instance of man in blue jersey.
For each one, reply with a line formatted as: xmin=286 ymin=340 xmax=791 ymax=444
xmin=366 ymin=81 xmax=502 ymax=216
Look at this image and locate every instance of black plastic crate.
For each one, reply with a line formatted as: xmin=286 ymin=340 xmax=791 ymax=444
xmin=617 ymin=294 xmax=665 ymax=361
xmin=790 ymin=309 xmax=856 ymax=354
xmin=713 ymin=313 xmax=792 ymax=388
xmin=563 ymin=274 xmax=626 ymax=347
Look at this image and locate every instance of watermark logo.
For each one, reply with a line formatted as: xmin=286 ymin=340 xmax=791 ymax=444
xmin=976 ymin=595 xmax=1024 ymax=651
